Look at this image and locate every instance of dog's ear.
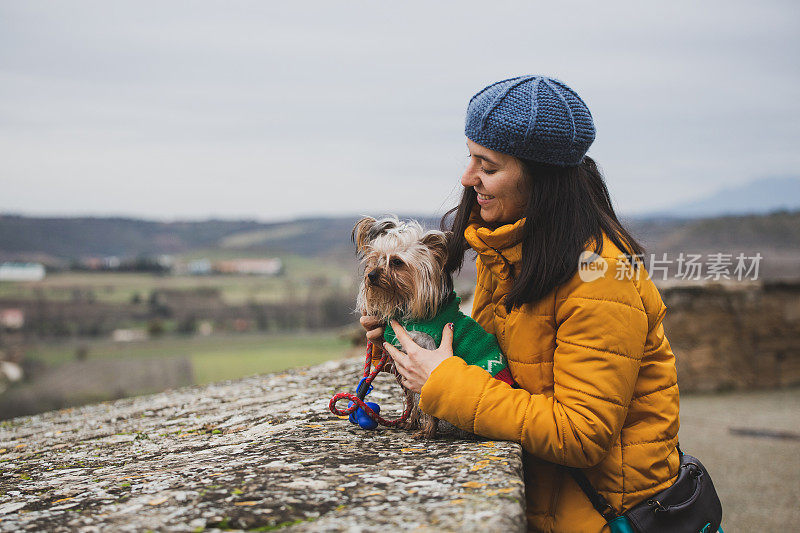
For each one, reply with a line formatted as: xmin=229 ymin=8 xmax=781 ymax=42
xmin=352 ymin=216 xmax=378 ymax=252
xmin=352 ymin=216 xmax=400 ymax=252
xmin=421 ymin=230 xmax=451 ymax=266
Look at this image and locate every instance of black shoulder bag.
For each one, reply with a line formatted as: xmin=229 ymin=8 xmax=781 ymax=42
xmin=565 ymin=445 xmax=723 ymax=533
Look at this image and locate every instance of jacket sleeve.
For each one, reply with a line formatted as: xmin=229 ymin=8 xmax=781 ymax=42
xmin=419 ymin=257 xmax=649 ymax=468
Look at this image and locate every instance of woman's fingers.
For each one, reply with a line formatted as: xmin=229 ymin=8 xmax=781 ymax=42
xmin=438 ymin=322 xmax=454 ymax=356
xmin=360 ymin=315 xmax=383 ymax=330
xmin=382 ymin=341 xmax=407 ymax=365
xmin=366 ymin=327 xmax=385 ymax=343
xmin=382 ymin=342 xmax=413 ymax=376
xmin=374 ymin=322 xmax=454 ymax=395
xmin=360 ymin=315 xmax=385 ymax=344
xmin=389 ymin=320 xmax=419 ymax=353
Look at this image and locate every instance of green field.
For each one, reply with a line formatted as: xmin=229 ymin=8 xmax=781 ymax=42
xmin=24 ymin=330 xmax=354 ymax=385
xmin=0 ymin=251 xmax=358 ymax=305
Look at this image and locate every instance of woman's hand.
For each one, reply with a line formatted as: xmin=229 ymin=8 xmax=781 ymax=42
xmin=359 ymin=313 xmax=385 ymax=345
xmin=382 ymin=321 xmax=454 ymax=393
xmin=360 ymin=313 xmax=393 ymax=371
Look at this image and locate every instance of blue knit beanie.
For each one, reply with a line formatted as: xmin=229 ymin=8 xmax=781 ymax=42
xmin=465 ymin=75 xmax=595 ymax=167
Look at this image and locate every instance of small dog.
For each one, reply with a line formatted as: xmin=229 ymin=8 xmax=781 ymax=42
xmin=353 ymin=215 xmax=513 ymax=439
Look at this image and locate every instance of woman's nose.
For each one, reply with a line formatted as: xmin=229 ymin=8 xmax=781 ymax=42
xmin=461 ymin=163 xmax=480 ymax=187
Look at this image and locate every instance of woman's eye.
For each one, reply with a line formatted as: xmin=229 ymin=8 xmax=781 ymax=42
xmin=390 ymin=258 xmax=404 ymax=267
xmin=482 ymin=167 xmax=497 ymax=175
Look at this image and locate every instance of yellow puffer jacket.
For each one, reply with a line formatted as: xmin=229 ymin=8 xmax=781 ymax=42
xmin=419 ymin=215 xmax=680 ymax=533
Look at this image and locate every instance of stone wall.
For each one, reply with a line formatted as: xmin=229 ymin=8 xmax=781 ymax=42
xmin=1 ymin=356 xmax=195 ymax=420
xmin=663 ymin=281 xmax=800 ymax=392
xmin=0 ymin=358 xmax=525 ymax=532
xmin=3 ymin=280 xmax=798 ymax=530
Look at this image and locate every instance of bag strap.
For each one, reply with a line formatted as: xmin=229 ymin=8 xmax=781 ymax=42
xmin=566 ymin=441 xmax=684 ymax=523
xmin=564 ymin=466 xmax=619 ymax=522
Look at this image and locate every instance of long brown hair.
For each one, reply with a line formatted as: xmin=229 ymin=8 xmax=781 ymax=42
xmin=441 ymin=155 xmax=645 ymax=310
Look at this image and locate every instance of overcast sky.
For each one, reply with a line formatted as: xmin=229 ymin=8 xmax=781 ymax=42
xmin=1 ymin=1 xmax=798 ymax=222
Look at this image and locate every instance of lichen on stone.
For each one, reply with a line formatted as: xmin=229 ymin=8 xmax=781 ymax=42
xmin=0 ymin=357 xmax=525 ymax=532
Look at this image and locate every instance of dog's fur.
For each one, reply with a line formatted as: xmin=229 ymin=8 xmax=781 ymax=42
xmin=353 ymin=215 xmax=463 ymax=439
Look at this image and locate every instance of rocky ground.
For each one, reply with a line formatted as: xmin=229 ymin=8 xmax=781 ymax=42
xmin=0 ymin=356 xmax=525 ymax=532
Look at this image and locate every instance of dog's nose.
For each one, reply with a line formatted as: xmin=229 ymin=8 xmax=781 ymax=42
xmin=367 ymin=269 xmax=380 ymax=285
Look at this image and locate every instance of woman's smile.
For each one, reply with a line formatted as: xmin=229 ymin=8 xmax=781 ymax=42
xmin=461 ymin=139 xmax=529 ymax=224
xmin=476 ymin=191 xmax=495 ymax=204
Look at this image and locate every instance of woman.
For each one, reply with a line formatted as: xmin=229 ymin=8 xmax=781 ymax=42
xmin=363 ymin=75 xmax=680 ymax=532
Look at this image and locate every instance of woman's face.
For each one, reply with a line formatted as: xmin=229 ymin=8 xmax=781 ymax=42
xmin=461 ymin=139 xmax=529 ymax=225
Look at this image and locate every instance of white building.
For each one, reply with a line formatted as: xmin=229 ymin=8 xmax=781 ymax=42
xmin=112 ymin=328 xmax=148 ymax=342
xmin=0 ymin=308 xmax=24 ymax=329
xmin=188 ymin=259 xmax=212 ymax=275
xmin=0 ymin=262 xmax=45 ymax=281
xmin=214 ymin=258 xmax=283 ymax=276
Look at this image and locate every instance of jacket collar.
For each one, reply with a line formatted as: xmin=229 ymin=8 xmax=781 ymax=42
xmin=463 ymin=207 xmax=525 ymax=281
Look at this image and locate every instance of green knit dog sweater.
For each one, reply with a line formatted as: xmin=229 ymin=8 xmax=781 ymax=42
xmin=383 ymin=292 xmax=515 ymax=386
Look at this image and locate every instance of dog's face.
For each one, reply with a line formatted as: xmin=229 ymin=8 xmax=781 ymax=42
xmin=353 ymin=216 xmax=452 ymax=321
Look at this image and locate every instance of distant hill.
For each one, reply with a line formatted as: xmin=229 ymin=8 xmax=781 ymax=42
xmin=0 ymin=215 xmax=270 ymax=259
xmin=628 ymin=210 xmax=800 ymax=280
xmin=650 ymin=176 xmax=800 ymax=218
xmin=0 ymin=213 xmax=437 ymax=263
xmin=1 ymin=210 xmax=798 ymax=278
xmin=649 ymin=210 xmax=800 ymax=251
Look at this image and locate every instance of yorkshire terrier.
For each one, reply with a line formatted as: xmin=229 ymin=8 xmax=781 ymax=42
xmin=353 ymin=215 xmax=513 ymax=439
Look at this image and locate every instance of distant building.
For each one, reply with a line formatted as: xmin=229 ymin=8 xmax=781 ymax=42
xmin=79 ymin=256 xmax=121 ymax=270
xmin=0 ymin=361 xmax=23 ymax=383
xmin=111 ymin=328 xmax=148 ymax=342
xmin=0 ymin=308 xmax=25 ymax=329
xmin=188 ymin=259 xmax=212 ymax=275
xmin=214 ymin=258 xmax=283 ymax=276
xmin=80 ymin=257 xmax=103 ymax=270
xmin=198 ymin=320 xmax=213 ymax=336
xmin=0 ymin=262 xmax=45 ymax=281
xmin=157 ymin=255 xmax=174 ymax=270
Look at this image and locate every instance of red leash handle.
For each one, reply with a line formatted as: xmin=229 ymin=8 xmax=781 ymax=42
xmin=329 ymin=343 xmax=412 ymax=428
